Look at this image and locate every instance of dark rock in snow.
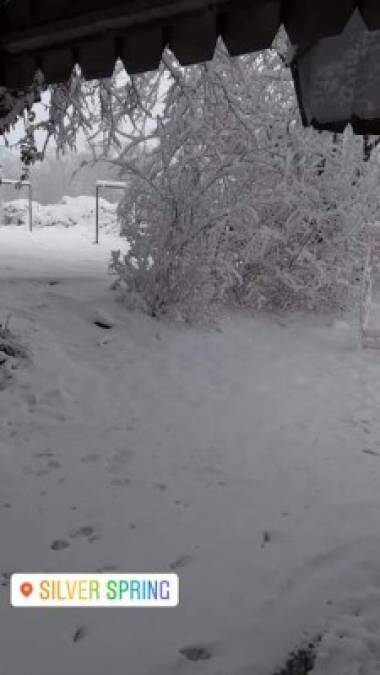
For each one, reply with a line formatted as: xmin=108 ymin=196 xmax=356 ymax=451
xmin=72 ymin=626 xmax=86 ymax=643
xmin=273 ymin=640 xmax=320 ymax=675
xmin=50 ymin=539 xmax=70 ymax=551
xmin=179 ymin=645 xmax=212 ymax=661
xmin=94 ymin=320 xmax=113 ymax=330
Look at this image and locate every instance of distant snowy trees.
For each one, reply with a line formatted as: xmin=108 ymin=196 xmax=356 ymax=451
xmin=6 ymin=41 xmax=380 ymax=320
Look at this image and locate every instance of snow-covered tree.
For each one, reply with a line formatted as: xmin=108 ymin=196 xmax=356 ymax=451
xmin=4 ymin=41 xmax=380 ymax=320
xmin=109 ymin=44 xmax=380 ymax=319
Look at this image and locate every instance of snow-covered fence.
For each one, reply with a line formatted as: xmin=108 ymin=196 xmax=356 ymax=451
xmin=95 ymin=180 xmax=126 ymax=244
xmin=0 ymin=178 xmax=33 ymax=232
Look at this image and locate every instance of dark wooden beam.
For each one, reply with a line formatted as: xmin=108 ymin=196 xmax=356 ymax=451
xmin=0 ymin=0 xmax=285 ymax=86
xmin=1 ymin=0 xmax=228 ymax=54
xmin=2 ymin=0 xmax=380 ymax=133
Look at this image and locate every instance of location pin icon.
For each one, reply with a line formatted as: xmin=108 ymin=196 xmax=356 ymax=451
xmin=20 ymin=582 xmax=33 ymax=598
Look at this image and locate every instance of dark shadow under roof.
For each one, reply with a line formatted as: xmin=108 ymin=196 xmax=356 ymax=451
xmin=1 ymin=1 xmax=380 ymax=133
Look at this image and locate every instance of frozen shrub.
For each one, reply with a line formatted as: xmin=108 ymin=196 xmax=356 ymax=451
xmin=37 ymin=42 xmax=379 ymax=320
xmin=234 ymin=127 xmax=373 ymax=311
xmin=4 ymin=39 xmax=378 ymax=321
xmin=112 ymin=44 xmax=380 ymax=319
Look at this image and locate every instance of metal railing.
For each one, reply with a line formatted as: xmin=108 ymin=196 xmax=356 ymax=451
xmin=0 ymin=178 xmax=33 ymax=232
xmin=95 ymin=180 xmax=126 ymax=244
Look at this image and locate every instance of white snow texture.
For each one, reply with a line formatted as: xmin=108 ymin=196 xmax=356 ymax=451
xmin=0 ymin=204 xmax=379 ymax=675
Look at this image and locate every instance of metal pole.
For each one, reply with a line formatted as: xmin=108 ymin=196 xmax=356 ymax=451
xmin=94 ymin=180 xmax=127 ymax=242
xmin=28 ymin=183 xmax=33 ymax=232
xmin=95 ymin=184 xmax=99 ymax=244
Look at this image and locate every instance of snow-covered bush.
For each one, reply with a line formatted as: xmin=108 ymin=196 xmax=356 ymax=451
xmin=112 ymin=133 xmax=241 ymax=321
xmin=9 ymin=41 xmax=375 ymax=320
xmin=111 ymin=43 xmax=380 ymax=319
xmin=3 ymin=40 xmax=376 ymax=321
xmin=234 ymin=126 xmax=375 ymax=311
xmin=2 ymin=200 xmax=27 ymax=226
xmin=111 ymin=48 xmax=250 ymax=321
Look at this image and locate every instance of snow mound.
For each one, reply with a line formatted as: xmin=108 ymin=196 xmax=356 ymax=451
xmin=1 ymin=196 xmax=119 ymax=234
xmin=312 ymin=588 xmax=380 ymax=675
xmin=313 ymin=318 xmax=359 ymax=351
xmin=331 ymin=319 xmax=358 ymax=349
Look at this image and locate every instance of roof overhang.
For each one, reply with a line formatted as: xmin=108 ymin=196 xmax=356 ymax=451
xmin=1 ymin=1 xmax=380 ymax=134
xmin=0 ymin=0 xmax=284 ymax=86
xmin=292 ymin=9 xmax=380 ymax=134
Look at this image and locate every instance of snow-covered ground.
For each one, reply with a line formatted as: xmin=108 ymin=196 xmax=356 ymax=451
xmin=1 ymin=218 xmax=380 ymax=674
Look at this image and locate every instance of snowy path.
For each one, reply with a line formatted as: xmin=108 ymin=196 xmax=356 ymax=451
xmin=1 ymin=225 xmax=380 ymax=674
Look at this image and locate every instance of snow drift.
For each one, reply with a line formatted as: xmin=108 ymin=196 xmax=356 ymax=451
xmin=0 ymin=196 xmax=119 ymax=234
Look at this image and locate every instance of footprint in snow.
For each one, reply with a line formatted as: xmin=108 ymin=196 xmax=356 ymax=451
xmin=40 ymin=389 xmax=67 ymax=408
xmin=80 ymin=453 xmax=101 ymax=464
xmin=97 ymin=564 xmax=119 ymax=573
xmin=25 ymin=457 xmax=61 ymax=477
xmin=23 ymin=465 xmax=44 ymax=476
xmin=110 ymin=477 xmax=131 ymax=487
xmin=23 ymin=393 xmax=37 ymax=411
xmin=69 ymin=525 xmax=96 ymax=539
xmin=69 ymin=525 xmax=102 ymax=544
xmin=93 ymin=311 xmax=114 ymax=330
xmin=106 ymin=449 xmax=133 ymax=475
xmin=173 ymin=499 xmax=190 ymax=509
xmin=94 ymin=320 xmax=113 ymax=330
xmin=196 ymin=463 xmax=223 ymax=478
xmin=154 ymin=482 xmax=168 ymax=492
xmin=0 ymin=572 xmax=11 ymax=587
xmin=47 ymin=460 xmax=61 ymax=470
xmin=36 ymin=469 xmax=51 ymax=477
xmin=261 ymin=530 xmax=273 ymax=548
xmin=362 ymin=449 xmax=380 ymax=458
xmin=170 ymin=554 xmax=194 ymax=570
